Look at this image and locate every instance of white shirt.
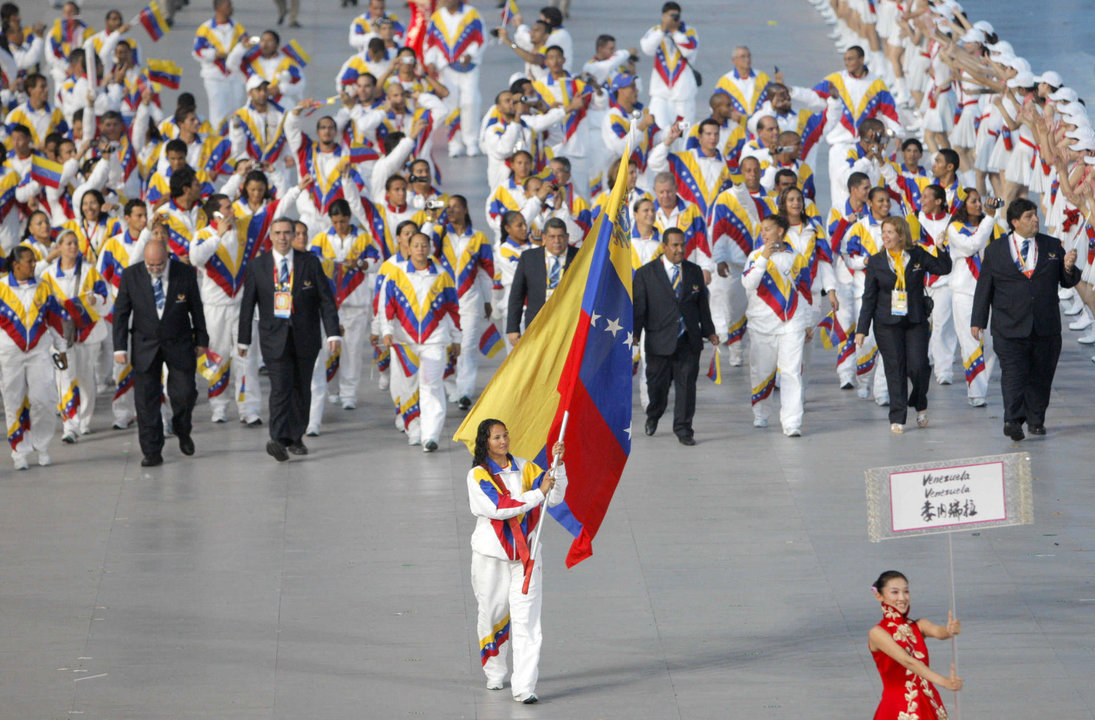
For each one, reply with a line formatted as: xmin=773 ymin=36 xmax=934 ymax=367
xmin=544 ymin=249 xmax=567 ymax=298
xmin=661 ymin=255 xmax=682 ymax=285
xmin=1009 ymin=231 xmax=1037 ymax=271
xmin=271 ymin=248 xmax=293 ymax=284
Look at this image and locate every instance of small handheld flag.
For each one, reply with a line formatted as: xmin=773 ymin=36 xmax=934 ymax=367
xmin=282 ymin=40 xmax=311 ymax=68
xmin=706 ymin=347 xmax=721 ymax=384
xmin=197 ymin=349 xmax=224 ymax=382
xmin=136 ymin=1 xmax=170 ymax=42
xmin=147 ymin=59 xmax=182 ymax=89
xmin=478 ymin=323 xmax=504 ymax=358
xmin=31 ymin=155 xmax=64 ymax=189
xmin=501 ymin=0 xmax=519 ymax=25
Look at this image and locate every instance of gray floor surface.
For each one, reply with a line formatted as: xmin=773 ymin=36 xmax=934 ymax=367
xmin=3 ymin=0 xmax=1094 ymax=718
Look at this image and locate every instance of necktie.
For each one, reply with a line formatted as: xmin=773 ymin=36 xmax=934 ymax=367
xmin=670 ymin=264 xmax=685 ymax=336
xmin=279 ymin=257 xmax=289 ymax=286
xmin=1017 ymin=238 xmax=1030 ymax=276
xmin=548 ymin=256 xmax=561 ymax=290
xmin=153 ymin=277 xmax=164 ymax=310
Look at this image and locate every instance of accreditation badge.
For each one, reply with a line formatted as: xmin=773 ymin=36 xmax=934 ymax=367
xmin=274 ymin=290 xmax=292 ymax=319
xmin=891 ymin=290 xmax=908 ymax=317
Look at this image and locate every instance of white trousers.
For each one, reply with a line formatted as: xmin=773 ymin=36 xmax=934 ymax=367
xmin=204 ymin=304 xmax=262 ymax=420
xmin=834 ymin=280 xmax=857 ymax=385
xmin=471 ymin=550 xmax=543 ymax=699
xmin=649 ymin=94 xmax=696 ymax=133
xmin=710 ymin=264 xmax=746 ymax=364
xmin=926 ymin=284 xmax=957 ymax=382
xmin=202 ymin=76 xmax=240 ymax=130
xmin=852 ymin=293 xmax=888 ymax=398
xmin=309 ymin=305 xmax=369 ymax=430
xmin=828 ymin=141 xmax=856 ymax=210
xmin=441 ymin=67 xmax=481 ymax=154
xmin=111 ymin=359 xmax=136 ymax=427
xmin=1 ymin=346 xmax=57 ymax=461
xmin=445 ymin=301 xmax=482 ymax=401
xmin=389 ymin=342 xmax=447 ymax=443
xmin=952 ymin=291 xmax=996 ymax=400
xmin=749 ymin=329 xmax=806 ymax=431
xmin=56 ymin=341 xmax=97 ymax=435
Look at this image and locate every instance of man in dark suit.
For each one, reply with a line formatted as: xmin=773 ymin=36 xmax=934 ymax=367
xmin=239 ymin=217 xmax=341 ymax=461
xmin=113 ymin=237 xmax=209 ymax=467
xmin=506 ymin=218 xmax=579 ymax=346
xmin=633 ymin=227 xmax=718 ymax=446
xmin=971 ymin=198 xmax=1080 ymax=440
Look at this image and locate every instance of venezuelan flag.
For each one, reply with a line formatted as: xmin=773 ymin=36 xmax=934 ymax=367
xmin=59 ymin=381 xmax=80 ymax=421
xmin=326 ymin=349 xmax=340 ymax=383
xmin=374 ymin=345 xmax=391 ymax=372
xmin=454 ymin=142 xmax=635 ymax=568
xmin=856 ymin=345 xmax=878 ymax=376
xmin=501 ymin=0 xmax=519 ymax=25
xmin=137 ymin=1 xmax=170 ymax=41
xmin=282 ymin=40 xmax=310 ymax=68
xmin=963 ymin=344 xmax=985 ymax=385
xmin=478 ymin=324 xmax=503 ymax=358
xmin=706 ymin=348 xmax=721 ymax=384
xmin=31 ymin=155 xmax=64 ymax=190
xmin=147 ymin=59 xmax=182 ymax=90
xmin=751 ymin=371 xmax=776 ymax=405
xmin=8 ymin=397 xmax=31 ymax=451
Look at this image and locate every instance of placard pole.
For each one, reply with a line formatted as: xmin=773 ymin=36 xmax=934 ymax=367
xmin=947 ymin=532 xmax=960 ymax=720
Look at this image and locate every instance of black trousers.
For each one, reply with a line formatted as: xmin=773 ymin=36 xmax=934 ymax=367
xmin=265 ymin=330 xmax=317 ymax=446
xmin=993 ymin=332 xmax=1061 ymax=427
xmin=133 ymin=351 xmax=197 ymax=456
xmin=873 ymin=319 xmax=931 ymax=425
xmin=645 ymin=335 xmax=699 ymax=438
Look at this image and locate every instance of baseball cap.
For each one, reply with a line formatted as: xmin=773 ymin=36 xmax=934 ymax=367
xmin=1006 ymin=71 xmax=1035 ymax=89
xmin=973 ymin=20 xmax=994 ymax=35
xmin=1050 ymin=87 xmax=1079 ymax=103
xmin=246 ymin=75 xmax=269 ymax=92
xmin=959 ymin=28 xmax=985 ymax=44
xmin=610 ymin=73 xmax=637 ymax=93
xmin=1035 ymin=71 xmax=1063 ymax=88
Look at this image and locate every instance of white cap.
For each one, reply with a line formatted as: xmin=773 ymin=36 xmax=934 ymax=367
xmin=1084 ymin=155 xmax=1095 ymax=165
xmin=1006 ymin=71 xmax=1036 ymax=89
xmin=1050 ymin=87 xmax=1079 ymax=103
xmin=1060 ymin=101 xmax=1087 ymax=117
xmin=245 ymin=74 xmax=269 ymax=92
xmin=960 ymin=28 xmax=985 ymax=44
xmin=1036 ymin=71 xmax=1063 ymax=88
xmin=1066 ymin=126 xmax=1095 ymax=142
xmin=1012 ymin=57 xmax=1032 ymax=75
xmin=987 ymin=40 xmax=1014 ymax=55
xmin=1070 ymin=137 xmax=1095 ymax=152
xmin=973 ymin=20 xmax=994 ymax=35
xmin=930 ymin=0 xmax=958 ymax=16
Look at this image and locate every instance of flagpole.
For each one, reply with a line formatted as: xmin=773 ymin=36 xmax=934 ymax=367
xmin=522 ymin=410 xmax=568 ymax=594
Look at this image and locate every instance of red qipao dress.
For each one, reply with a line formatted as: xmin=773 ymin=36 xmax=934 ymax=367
xmin=872 ymin=603 xmax=950 ymax=720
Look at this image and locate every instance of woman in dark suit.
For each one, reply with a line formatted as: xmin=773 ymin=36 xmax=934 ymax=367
xmin=856 ymin=216 xmax=952 ymax=434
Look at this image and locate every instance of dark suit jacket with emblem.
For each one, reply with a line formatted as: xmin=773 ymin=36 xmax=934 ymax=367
xmin=113 ymin=259 xmax=208 ymax=372
xmin=858 ymin=245 xmax=953 ymax=334
xmin=506 ymin=245 xmax=579 ymax=334
xmin=633 ymin=258 xmax=715 ymax=355
xmin=971 ymin=232 xmax=1080 ymax=338
xmin=238 ymin=249 xmax=341 ymax=360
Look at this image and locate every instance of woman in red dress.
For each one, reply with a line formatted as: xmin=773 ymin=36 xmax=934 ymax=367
xmin=869 ymin=570 xmax=963 ymax=720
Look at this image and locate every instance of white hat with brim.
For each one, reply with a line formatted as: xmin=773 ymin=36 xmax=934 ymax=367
xmin=987 ymin=40 xmax=1014 ymax=55
xmin=1006 ymin=71 xmax=1036 ymax=89
xmin=973 ymin=21 xmax=994 ymax=35
xmin=245 ymin=75 xmax=269 ymax=92
xmin=1065 ymin=126 xmax=1095 ymax=141
xmin=960 ymin=29 xmax=985 ymax=44
xmin=1069 ymin=138 xmax=1095 ymax=152
xmin=1036 ymin=71 xmax=1064 ymax=88
xmin=1050 ymin=87 xmax=1079 ymax=103
xmin=1060 ymin=102 xmax=1087 ymax=117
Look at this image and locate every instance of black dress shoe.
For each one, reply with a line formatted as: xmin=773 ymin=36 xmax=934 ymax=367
xmin=1003 ymin=422 xmax=1025 ymax=441
xmin=266 ymin=440 xmax=289 ymax=462
xmin=287 ymin=441 xmax=308 ymax=456
xmin=178 ymin=435 xmax=195 ymax=456
xmin=644 ymin=418 xmax=657 ymax=436
xmin=141 ymin=453 xmax=163 ymax=467
xmin=1028 ymin=424 xmax=1046 ymax=436
xmin=678 ymin=435 xmax=696 ymax=446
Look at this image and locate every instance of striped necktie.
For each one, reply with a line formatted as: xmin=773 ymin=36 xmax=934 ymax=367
xmin=153 ymin=277 xmax=164 ymax=310
xmin=548 ymin=255 xmax=561 ymax=290
xmin=1017 ymin=238 xmax=1031 ymax=277
xmin=279 ymin=257 xmax=289 ymax=285
xmin=670 ymin=264 xmax=685 ymax=336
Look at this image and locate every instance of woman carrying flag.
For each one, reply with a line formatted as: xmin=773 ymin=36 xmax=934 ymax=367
xmin=379 ymin=231 xmax=460 ymax=451
xmin=466 ymin=418 xmax=566 ymax=705
xmin=43 ymin=230 xmax=110 ymax=442
xmin=741 ymin=214 xmax=812 ymax=437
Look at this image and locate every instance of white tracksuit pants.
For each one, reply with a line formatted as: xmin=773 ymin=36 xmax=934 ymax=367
xmin=1 ymin=346 xmax=57 ymax=463
xmin=952 ymin=291 xmax=996 ymax=400
xmin=649 ymin=94 xmax=696 ymax=134
xmin=390 ymin=342 xmax=447 ymax=444
xmin=445 ymin=301 xmax=482 ymax=402
xmin=749 ymin=329 xmax=806 ymax=432
xmin=56 ymin=341 xmax=97 ymax=435
xmin=203 ymin=303 xmax=262 ymax=421
xmin=441 ymin=67 xmax=481 ymax=154
xmin=834 ymin=280 xmax=857 ymax=385
xmin=471 ymin=550 xmax=543 ymax=699
xmin=711 ymin=264 xmax=747 ymax=364
xmin=309 ymin=305 xmax=368 ymax=431
xmin=202 ymin=76 xmax=240 ymax=130
xmin=111 ymin=359 xmax=136 ymax=427
xmin=926 ymin=284 xmax=957 ymax=383
xmin=852 ymin=293 xmax=888 ymax=399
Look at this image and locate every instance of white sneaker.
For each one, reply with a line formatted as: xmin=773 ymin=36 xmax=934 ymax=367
xmin=1078 ymin=331 xmax=1095 ymax=345
xmin=449 ymin=146 xmax=465 ymax=158
xmin=38 ymin=451 xmax=51 ymax=467
xmin=783 ymin=427 xmax=802 ymax=437
xmin=857 ymin=385 xmax=870 ymax=399
xmin=395 ymin=414 xmax=404 ymax=430
xmin=876 ymin=395 xmax=890 ymax=407
xmin=341 ymin=400 xmax=356 ymax=410
xmin=1069 ymin=315 xmax=1093 ymax=331
xmin=305 ymin=426 xmax=320 ymax=437
xmin=378 ymin=375 xmax=390 ymax=390
xmin=753 ymin=416 xmax=768 ymax=428
xmin=13 ymin=454 xmax=29 ymax=470
xmin=408 ymin=434 xmax=422 ymax=446
xmin=211 ymin=411 xmax=228 ymax=423
xmin=968 ymin=397 xmax=987 ymax=407
xmin=936 ymin=376 xmax=953 ymax=386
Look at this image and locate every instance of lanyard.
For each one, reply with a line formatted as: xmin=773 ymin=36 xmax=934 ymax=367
xmin=887 ymin=250 xmax=907 ymax=291
xmin=273 ymin=255 xmax=293 ymax=291
xmin=1012 ymin=235 xmax=1035 ymax=275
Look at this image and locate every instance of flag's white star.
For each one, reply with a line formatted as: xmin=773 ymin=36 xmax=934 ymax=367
xmin=590 ymin=311 xmax=601 ymax=328
xmin=624 ymin=424 xmax=632 ymax=440
xmin=623 ymin=331 xmax=633 ymax=349
xmin=604 ymin=317 xmax=623 ymax=337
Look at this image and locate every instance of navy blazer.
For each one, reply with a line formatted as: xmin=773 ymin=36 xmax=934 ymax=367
xmin=633 ymin=258 xmax=715 ymax=355
xmin=113 ymin=259 xmax=208 ymax=373
xmin=858 ymin=245 xmax=952 ymax=335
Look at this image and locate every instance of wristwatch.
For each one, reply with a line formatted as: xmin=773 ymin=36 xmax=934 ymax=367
xmin=510 ymin=42 xmax=518 ymax=50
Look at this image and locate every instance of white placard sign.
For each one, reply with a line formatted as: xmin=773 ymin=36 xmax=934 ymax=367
xmin=866 ymin=453 xmax=1033 ymax=542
